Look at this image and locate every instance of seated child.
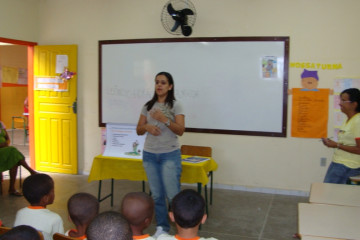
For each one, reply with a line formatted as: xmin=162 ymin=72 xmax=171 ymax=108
xmin=157 ymin=189 xmax=217 ymax=240
xmin=121 ymin=192 xmax=155 ymax=240
xmin=86 ymin=211 xmax=132 ymax=240
xmin=66 ymin=192 xmax=99 ymax=239
xmin=13 ymin=173 xmax=64 ymax=240
xmin=0 ymin=225 xmax=42 ymax=240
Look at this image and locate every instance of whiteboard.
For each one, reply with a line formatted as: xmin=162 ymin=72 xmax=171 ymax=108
xmin=99 ymin=37 xmax=289 ymax=137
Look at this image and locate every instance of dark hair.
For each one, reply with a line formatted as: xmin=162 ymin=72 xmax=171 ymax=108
xmin=121 ymin=192 xmax=154 ymax=226
xmin=0 ymin=225 xmax=41 ymax=240
xmin=341 ymin=88 xmax=360 ymax=112
xmin=171 ymin=189 xmax=205 ymax=228
xmin=68 ymin=192 xmax=99 ymax=227
xmin=145 ymin=72 xmax=176 ymax=111
xmin=87 ymin=211 xmax=132 ymax=240
xmin=22 ymin=174 xmax=54 ymax=205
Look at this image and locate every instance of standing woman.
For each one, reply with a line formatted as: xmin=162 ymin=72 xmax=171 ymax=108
xmin=322 ymin=88 xmax=360 ymax=183
xmin=136 ymin=72 xmax=185 ymax=236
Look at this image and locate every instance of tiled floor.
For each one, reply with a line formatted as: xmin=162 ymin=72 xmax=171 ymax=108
xmin=0 ymin=130 xmax=308 ymax=240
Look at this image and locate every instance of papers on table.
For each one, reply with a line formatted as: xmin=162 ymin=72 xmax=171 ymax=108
xmin=182 ymin=156 xmax=210 ymax=163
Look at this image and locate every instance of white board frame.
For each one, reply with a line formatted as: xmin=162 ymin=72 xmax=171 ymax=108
xmin=99 ymin=37 xmax=289 ymax=137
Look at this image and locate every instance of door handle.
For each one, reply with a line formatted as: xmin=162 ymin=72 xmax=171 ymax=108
xmin=68 ymin=99 xmax=77 ymax=114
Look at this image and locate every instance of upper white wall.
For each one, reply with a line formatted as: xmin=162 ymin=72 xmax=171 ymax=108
xmin=0 ymin=0 xmax=39 ymax=42
xmin=5 ymin=0 xmax=360 ymax=193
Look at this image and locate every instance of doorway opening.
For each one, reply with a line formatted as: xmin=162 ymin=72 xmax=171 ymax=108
xmin=0 ymin=37 xmax=37 ymax=170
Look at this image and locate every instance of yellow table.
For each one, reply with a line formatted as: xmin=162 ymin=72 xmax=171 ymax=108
xmin=88 ymin=155 xmax=218 ymax=207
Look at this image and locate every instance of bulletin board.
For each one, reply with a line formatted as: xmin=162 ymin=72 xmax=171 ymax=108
xmin=99 ymin=37 xmax=289 ymax=137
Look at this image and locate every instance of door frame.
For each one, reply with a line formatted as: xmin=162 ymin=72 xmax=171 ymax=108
xmin=0 ymin=37 xmax=37 ymax=168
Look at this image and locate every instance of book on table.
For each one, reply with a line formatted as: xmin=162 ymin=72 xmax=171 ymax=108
xmin=182 ymin=156 xmax=210 ymax=163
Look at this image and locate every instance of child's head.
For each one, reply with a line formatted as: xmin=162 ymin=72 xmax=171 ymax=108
xmin=121 ymin=192 xmax=154 ymax=230
xmin=0 ymin=225 xmax=41 ymax=240
xmin=170 ymin=189 xmax=206 ymax=228
xmin=23 ymin=173 xmax=54 ymax=206
xmin=86 ymin=211 xmax=132 ymax=240
xmin=67 ymin=192 xmax=99 ymax=228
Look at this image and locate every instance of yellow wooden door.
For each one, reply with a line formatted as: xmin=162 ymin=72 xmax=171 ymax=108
xmin=34 ymin=45 xmax=77 ymax=174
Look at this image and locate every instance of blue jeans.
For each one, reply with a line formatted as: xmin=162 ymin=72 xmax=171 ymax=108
xmin=324 ymin=162 xmax=360 ymax=184
xmin=142 ymin=149 xmax=182 ymax=232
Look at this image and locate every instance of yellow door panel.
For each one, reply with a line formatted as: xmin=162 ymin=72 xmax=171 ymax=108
xmin=34 ymin=45 xmax=77 ymax=174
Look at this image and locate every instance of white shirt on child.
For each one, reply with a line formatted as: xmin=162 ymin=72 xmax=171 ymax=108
xmin=14 ymin=206 xmax=64 ymax=240
xmin=157 ymin=234 xmax=218 ymax=240
xmin=133 ymin=234 xmax=156 ymax=240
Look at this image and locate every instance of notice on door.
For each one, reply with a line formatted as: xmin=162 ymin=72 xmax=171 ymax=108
xmin=34 ymin=76 xmax=68 ymax=92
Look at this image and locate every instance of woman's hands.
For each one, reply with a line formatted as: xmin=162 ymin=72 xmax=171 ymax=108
xmin=321 ymin=138 xmax=337 ymax=148
xmin=142 ymin=108 xmax=165 ymax=136
xmin=137 ymin=108 xmax=185 ymax=137
xmin=137 ymin=114 xmax=161 ymax=136
xmin=322 ymin=137 xmax=360 ymax=155
xmin=151 ymin=108 xmax=185 ymax=136
xmin=145 ymin=124 xmax=161 ymax=136
xmin=150 ymin=109 xmax=168 ymax=124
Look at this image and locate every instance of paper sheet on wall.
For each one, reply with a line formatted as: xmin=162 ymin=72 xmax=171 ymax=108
xmin=103 ymin=123 xmax=146 ymax=159
xmin=18 ymin=68 xmax=28 ymax=85
xmin=2 ymin=66 xmax=18 ymax=84
xmin=291 ymin=88 xmax=330 ymax=138
xmin=262 ymin=56 xmax=279 ymax=79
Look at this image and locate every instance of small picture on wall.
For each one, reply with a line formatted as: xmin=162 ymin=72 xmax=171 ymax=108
xmin=262 ymin=56 xmax=278 ymax=79
xmin=18 ymin=68 xmax=28 ymax=85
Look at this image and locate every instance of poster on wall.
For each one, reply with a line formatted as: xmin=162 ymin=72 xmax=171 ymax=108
xmin=291 ymin=88 xmax=330 ymax=138
xmin=18 ymin=68 xmax=28 ymax=85
xmin=0 ymin=66 xmax=28 ymax=86
xmin=2 ymin=66 xmax=18 ymax=84
xmin=262 ymin=56 xmax=278 ymax=79
xmin=103 ymin=123 xmax=146 ymax=159
xmin=290 ymin=69 xmax=331 ymax=138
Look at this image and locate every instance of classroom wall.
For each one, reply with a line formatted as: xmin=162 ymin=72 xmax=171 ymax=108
xmin=0 ymin=0 xmax=39 ymax=43
xmin=2 ymin=0 xmax=360 ymax=194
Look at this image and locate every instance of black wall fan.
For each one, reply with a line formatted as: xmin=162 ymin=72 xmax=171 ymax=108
xmin=161 ymin=0 xmax=197 ymax=37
